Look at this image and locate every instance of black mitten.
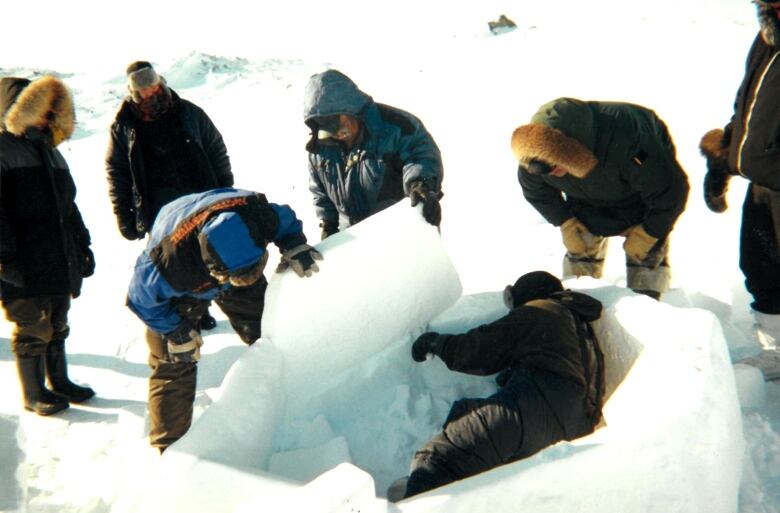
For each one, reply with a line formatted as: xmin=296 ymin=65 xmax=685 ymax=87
xmin=699 ymin=128 xmax=731 ymax=214
xmin=80 ymin=247 xmax=95 ymax=277
xmin=411 ymin=332 xmax=443 ymax=362
xmin=320 ymin=220 xmax=339 ymax=240
xmin=409 ymin=181 xmax=442 ymax=226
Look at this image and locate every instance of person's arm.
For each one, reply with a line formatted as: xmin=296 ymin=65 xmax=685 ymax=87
xmin=414 ymin=313 xmax=520 ymax=376
xmin=398 ymin=120 xmax=443 ymax=195
xmin=308 ymin=154 xmax=339 ymax=228
xmin=105 ymin=123 xmax=141 ymax=240
xmin=622 ymin=140 xmax=690 ymax=239
xmin=517 ymin=165 xmax=572 ymax=226
xmin=126 ymin=257 xmax=183 ymax=334
xmin=195 ymin=106 xmax=233 ymax=187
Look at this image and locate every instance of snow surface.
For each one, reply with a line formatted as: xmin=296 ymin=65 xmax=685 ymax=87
xmin=1 ymin=0 xmax=779 ymax=512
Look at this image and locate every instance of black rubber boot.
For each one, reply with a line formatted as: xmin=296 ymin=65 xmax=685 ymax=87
xmin=45 ymin=340 xmax=95 ymax=403
xmin=16 ymin=354 xmax=69 ymax=416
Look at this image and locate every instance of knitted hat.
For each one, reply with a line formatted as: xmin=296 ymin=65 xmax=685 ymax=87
xmin=505 ymin=271 xmax=564 ymax=308
xmin=126 ymin=61 xmax=161 ymax=93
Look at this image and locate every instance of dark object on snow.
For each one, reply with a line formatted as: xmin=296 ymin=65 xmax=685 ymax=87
xmin=488 ymin=14 xmax=517 ymax=35
xmin=403 ymin=272 xmax=605 ymax=499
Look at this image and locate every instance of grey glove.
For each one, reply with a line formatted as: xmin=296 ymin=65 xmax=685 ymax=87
xmin=276 ymin=244 xmax=323 ymax=277
xmin=164 ymin=327 xmax=203 ymax=363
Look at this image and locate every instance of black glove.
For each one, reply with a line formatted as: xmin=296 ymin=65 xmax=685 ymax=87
xmin=118 ymin=218 xmax=141 ymax=241
xmin=320 ymin=220 xmax=339 ymax=241
xmin=409 ymin=181 xmax=442 ymax=226
xmin=164 ymin=325 xmax=203 ymax=364
xmin=699 ymin=128 xmax=731 ymax=214
xmin=80 ymin=247 xmax=95 ymax=277
xmin=276 ymin=244 xmax=323 ymax=277
xmin=411 ymin=332 xmax=443 ymax=362
xmin=703 ymin=165 xmax=731 ymax=213
xmin=0 ymin=261 xmax=24 ymax=288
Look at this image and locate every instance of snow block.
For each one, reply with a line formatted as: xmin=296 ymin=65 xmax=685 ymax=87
xmin=0 ymin=414 xmax=22 ymax=511
xmin=169 ymin=340 xmax=283 ymax=468
xmin=262 ymin=200 xmax=462 ymax=396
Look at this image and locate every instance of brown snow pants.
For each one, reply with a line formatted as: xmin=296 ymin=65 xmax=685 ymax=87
xmin=2 ymin=295 xmax=70 ymax=356
xmin=146 ymin=277 xmax=267 ymax=450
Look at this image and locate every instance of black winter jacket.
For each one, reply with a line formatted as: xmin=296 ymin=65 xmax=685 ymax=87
xmin=0 ymin=79 xmax=93 ymax=300
xmin=434 ymin=291 xmax=605 ymax=424
xmin=723 ymin=34 xmax=780 ymax=190
xmin=105 ymin=91 xmax=233 ymax=238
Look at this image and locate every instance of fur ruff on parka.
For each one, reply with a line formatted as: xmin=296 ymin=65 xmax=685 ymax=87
xmin=3 ymin=75 xmax=74 ymax=143
xmin=511 ymin=123 xmax=598 ymax=178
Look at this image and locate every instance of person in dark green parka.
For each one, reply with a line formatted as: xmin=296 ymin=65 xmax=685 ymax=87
xmin=511 ymin=98 xmax=690 ymax=300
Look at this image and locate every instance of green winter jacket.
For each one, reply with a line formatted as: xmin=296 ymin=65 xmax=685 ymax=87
xmin=515 ymin=98 xmax=689 ymax=238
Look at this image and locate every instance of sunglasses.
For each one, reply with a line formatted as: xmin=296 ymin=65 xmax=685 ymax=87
xmin=526 ymin=159 xmax=554 ymax=176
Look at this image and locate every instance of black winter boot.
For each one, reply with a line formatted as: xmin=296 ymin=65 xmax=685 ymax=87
xmin=16 ymin=354 xmax=69 ymax=416
xmin=45 ymin=340 xmax=95 ymax=403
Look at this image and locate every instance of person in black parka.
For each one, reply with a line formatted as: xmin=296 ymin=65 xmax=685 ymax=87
xmin=0 ymin=75 xmax=96 ymax=416
xmin=699 ymin=0 xmax=780 ymax=380
xmin=105 ymin=61 xmax=234 ymax=331
xmin=400 ymin=271 xmax=605 ymax=499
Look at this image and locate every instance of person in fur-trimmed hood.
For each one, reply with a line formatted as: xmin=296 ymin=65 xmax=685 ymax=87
xmin=392 ymin=271 xmax=604 ymax=501
xmin=511 ymin=98 xmax=689 ymax=300
xmin=0 ymin=75 xmax=96 ymax=416
xmin=699 ymin=0 xmax=780 ymax=381
xmin=106 ymin=60 xmax=234 ymax=331
xmin=303 ymin=69 xmax=444 ymax=238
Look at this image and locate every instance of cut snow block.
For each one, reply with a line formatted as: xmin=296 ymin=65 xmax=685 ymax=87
xmin=262 ymin=200 xmax=463 ymax=395
xmin=269 ymin=436 xmax=352 ymax=483
xmin=168 ymin=340 xmax=283 ymax=468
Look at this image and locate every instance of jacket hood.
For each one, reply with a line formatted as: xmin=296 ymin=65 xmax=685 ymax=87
xmin=198 ymin=211 xmax=265 ymax=275
xmin=1 ymin=75 xmax=75 ymax=142
xmin=510 ymin=97 xmax=598 ymax=178
xmin=550 ymin=290 xmax=603 ymax=322
xmin=0 ymin=77 xmax=31 ymax=123
xmin=303 ymin=69 xmax=372 ymax=122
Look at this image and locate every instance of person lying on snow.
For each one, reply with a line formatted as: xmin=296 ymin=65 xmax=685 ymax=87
xmin=394 ymin=271 xmax=605 ymax=500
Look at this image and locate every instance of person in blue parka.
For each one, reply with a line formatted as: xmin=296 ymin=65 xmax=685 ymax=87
xmin=303 ymin=69 xmax=444 ymax=238
xmin=126 ymin=188 xmax=322 ymax=451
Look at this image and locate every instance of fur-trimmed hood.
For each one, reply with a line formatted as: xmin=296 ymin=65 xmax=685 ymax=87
xmin=1 ymin=75 xmax=74 ymax=143
xmin=511 ymin=97 xmax=599 ymax=178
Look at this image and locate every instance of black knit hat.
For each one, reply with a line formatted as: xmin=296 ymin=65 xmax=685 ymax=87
xmin=505 ymin=271 xmax=564 ymax=308
xmin=126 ymin=61 xmax=161 ymax=93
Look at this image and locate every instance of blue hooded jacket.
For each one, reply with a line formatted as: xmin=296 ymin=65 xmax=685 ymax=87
xmin=303 ymin=69 xmax=443 ymax=228
xmin=126 ymin=188 xmax=305 ymax=334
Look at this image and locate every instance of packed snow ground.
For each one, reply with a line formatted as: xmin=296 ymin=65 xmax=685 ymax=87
xmin=1 ymin=0 xmax=779 ymax=512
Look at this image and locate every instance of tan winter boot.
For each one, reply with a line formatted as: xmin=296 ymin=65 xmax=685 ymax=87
xmin=738 ymin=312 xmax=780 ymax=381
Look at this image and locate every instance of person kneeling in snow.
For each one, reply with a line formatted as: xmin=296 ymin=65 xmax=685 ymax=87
xmin=399 ymin=271 xmax=605 ymax=500
xmin=126 ymin=188 xmax=321 ymax=452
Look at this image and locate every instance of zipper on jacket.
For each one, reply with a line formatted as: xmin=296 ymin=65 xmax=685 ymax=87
xmin=737 ymin=50 xmax=780 ymax=177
